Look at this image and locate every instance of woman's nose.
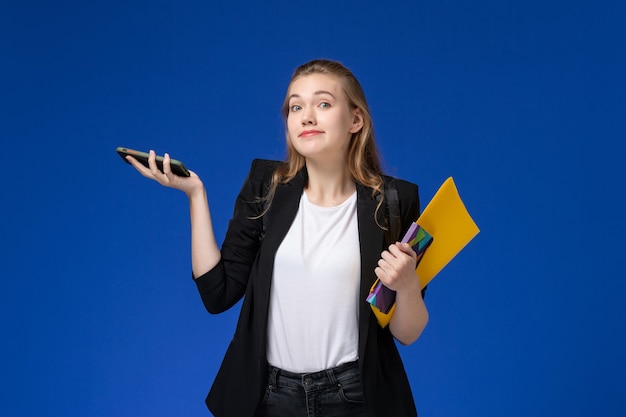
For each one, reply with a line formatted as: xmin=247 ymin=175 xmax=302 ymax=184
xmin=301 ymin=108 xmax=316 ymax=125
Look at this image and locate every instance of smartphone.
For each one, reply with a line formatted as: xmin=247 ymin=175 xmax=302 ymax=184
xmin=116 ymin=147 xmax=191 ymax=177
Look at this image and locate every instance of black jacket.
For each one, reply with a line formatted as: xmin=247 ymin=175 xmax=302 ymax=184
xmin=195 ymin=159 xmax=421 ymax=417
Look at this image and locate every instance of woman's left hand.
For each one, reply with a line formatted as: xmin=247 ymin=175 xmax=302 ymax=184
xmin=379 ymin=242 xmax=428 ymax=346
xmin=375 ymin=243 xmax=420 ymax=293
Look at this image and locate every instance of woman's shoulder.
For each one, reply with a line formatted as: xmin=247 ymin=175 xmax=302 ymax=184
xmin=381 ymin=174 xmax=419 ymax=196
xmin=244 ymin=159 xmax=281 ymax=184
xmin=249 ymin=158 xmax=282 ymax=174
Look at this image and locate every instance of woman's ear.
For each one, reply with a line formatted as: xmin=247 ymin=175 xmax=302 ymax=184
xmin=349 ymin=108 xmax=364 ymax=133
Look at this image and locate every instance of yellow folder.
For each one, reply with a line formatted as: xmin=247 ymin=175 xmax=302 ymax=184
xmin=372 ymin=177 xmax=480 ymax=327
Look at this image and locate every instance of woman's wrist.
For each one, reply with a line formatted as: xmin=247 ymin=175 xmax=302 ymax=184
xmin=186 ymin=182 xmax=207 ymax=201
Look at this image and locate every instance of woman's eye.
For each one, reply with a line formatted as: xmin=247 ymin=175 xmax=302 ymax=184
xmin=319 ymin=102 xmax=331 ymax=109
xmin=290 ymin=104 xmax=302 ymax=112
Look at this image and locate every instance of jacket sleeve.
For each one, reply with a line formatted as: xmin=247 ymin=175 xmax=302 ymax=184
xmin=194 ymin=159 xmax=276 ymax=314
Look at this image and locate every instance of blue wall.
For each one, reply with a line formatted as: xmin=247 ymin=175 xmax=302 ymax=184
xmin=2 ymin=1 xmax=624 ymax=416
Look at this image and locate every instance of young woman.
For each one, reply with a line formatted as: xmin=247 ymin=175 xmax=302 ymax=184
xmin=126 ymin=59 xmax=429 ymax=417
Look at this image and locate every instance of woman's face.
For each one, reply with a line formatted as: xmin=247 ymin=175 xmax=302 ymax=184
xmin=286 ymin=73 xmax=363 ymax=163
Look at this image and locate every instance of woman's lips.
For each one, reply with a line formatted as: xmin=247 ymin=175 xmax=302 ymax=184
xmin=300 ymin=130 xmax=323 ymax=137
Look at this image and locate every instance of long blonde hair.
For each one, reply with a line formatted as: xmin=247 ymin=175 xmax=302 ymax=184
xmin=266 ymin=59 xmax=386 ymax=221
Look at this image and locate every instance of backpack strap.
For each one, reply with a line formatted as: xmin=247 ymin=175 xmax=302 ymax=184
xmin=385 ymin=177 xmax=429 ymax=298
xmin=383 ymin=177 xmax=401 ymax=246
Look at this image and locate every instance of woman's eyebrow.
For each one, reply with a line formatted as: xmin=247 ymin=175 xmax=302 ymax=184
xmin=288 ymin=90 xmax=336 ymax=101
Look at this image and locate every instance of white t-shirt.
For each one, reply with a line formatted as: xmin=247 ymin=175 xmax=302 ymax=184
xmin=266 ymin=190 xmax=361 ymax=373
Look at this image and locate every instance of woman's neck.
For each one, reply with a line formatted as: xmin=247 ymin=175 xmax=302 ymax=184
xmin=304 ymin=159 xmax=356 ymax=207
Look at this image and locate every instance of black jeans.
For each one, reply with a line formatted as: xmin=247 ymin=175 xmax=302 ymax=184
xmin=255 ymin=360 xmax=367 ymax=417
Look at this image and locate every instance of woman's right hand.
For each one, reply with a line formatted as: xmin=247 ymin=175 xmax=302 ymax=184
xmin=126 ymin=150 xmax=204 ymax=197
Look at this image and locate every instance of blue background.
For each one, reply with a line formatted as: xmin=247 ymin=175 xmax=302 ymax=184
xmin=2 ymin=1 xmax=624 ymax=416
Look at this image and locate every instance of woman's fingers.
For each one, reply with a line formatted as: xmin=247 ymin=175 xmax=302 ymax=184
xmin=125 ymin=150 xmax=202 ymax=195
xmin=375 ymin=243 xmax=418 ymax=290
xmin=147 ymin=149 xmax=162 ymax=177
xmin=162 ymin=152 xmax=172 ymax=175
xmin=145 ymin=150 xmax=176 ymax=185
xmin=389 ymin=242 xmax=417 ymax=260
xmin=126 ymin=155 xmax=155 ymax=179
xmin=161 ymin=153 xmax=176 ymax=184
